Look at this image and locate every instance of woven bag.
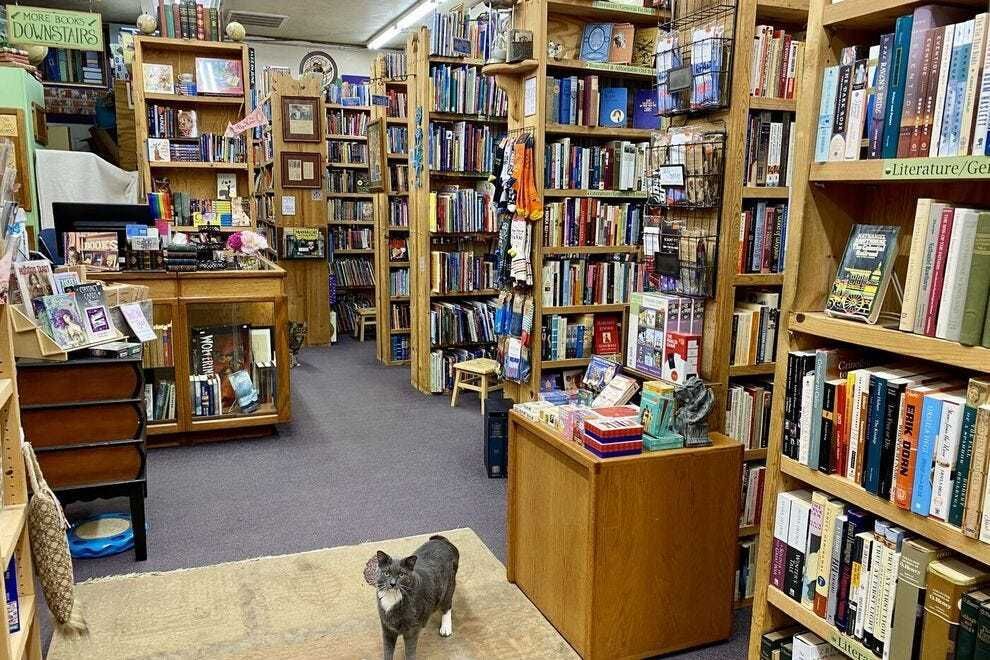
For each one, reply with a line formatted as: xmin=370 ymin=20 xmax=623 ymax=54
xmin=22 ymin=443 xmax=87 ymax=635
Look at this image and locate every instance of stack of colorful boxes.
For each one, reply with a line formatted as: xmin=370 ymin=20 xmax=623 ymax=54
xmin=582 ymin=406 xmax=643 ymax=458
xmin=639 ymin=380 xmax=684 ymax=451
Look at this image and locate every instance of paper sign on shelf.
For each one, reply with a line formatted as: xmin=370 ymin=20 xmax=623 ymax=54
xmin=119 ymin=303 xmax=156 ymax=342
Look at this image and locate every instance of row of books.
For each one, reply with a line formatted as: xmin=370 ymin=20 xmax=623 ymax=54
xmin=390 ymin=268 xmax=409 ymax=297
xmin=784 ymin=350 xmax=990 ymax=540
xmin=147 ymin=106 xmax=198 ymax=140
xmin=147 ymin=191 xmax=238 ymax=227
xmin=546 ymin=77 xmax=658 ymax=130
xmin=188 ymin=324 xmax=274 ymax=416
xmin=744 ymin=111 xmax=795 ymax=187
xmin=189 ymin=374 xmax=224 ymax=417
xmin=330 ymin=228 xmax=372 ymax=250
xmin=544 ymin=139 xmax=649 ymax=191
xmin=429 ymin=347 xmax=493 ymax=393
xmin=626 ymin=292 xmax=704 ymax=386
xmin=430 ymin=300 xmax=496 ymax=348
xmin=737 ymin=538 xmax=758 ymax=604
xmin=390 ymin=164 xmax=410 ymax=193
xmin=382 ymin=52 xmax=407 ymax=79
xmin=389 ymin=198 xmax=410 ymax=227
xmin=146 ymin=135 xmax=246 ymax=163
xmin=430 ymin=250 xmax=495 ymax=294
xmin=387 ymin=127 xmax=408 ymax=154
xmin=429 ymin=6 xmax=494 ymax=60
xmin=41 ymin=48 xmax=103 ymax=86
xmin=541 ymin=314 xmax=597 ymax=361
xmin=575 ymin=22 xmax=651 ymax=67
xmin=155 ymin=0 xmax=223 ymax=42
xmin=391 ymin=302 xmax=410 ymax=329
xmin=740 ymin=463 xmax=767 ymax=527
xmin=730 ymin=383 xmax=773 ymax=453
xmin=430 ymin=64 xmax=507 ymax=118
xmin=770 ymin=487 xmax=990 ymax=660
xmin=428 ymin=122 xmax=499 ymax=174
xmin=429 ymin=187 xmax=496 ymax=233
xmin=740 ymin=201 xmax=788 ymax=275
xmin=386 ymin=90 xmax=408 ymax=119
xmin=327 ymin=109 xmax=369 ymax=136
xmin=900 ymin=202 xmax=990 ymax=347
xmin=143 ymin=322 xmax=174 ymax=369
xmin=392 ymin=336 xmax=410 ymax=361
xmin=332 ymin=258 xmax=376 ymax=288
xmin=543 ymin=198 xmax=643 ymax=248
xmin=329 ymin=200 xmax=373 ymax=223
xmin=750 ymin=26 xmax=805 ymax=100
xmin=327 ymin=170 xmax=364 ymax=194
xmin=541 ymin=256 xmax=640 ymax=307
xmin=328 ymin=142 xmax=367 ymax=165
xmin=334 ymin=296 xmax=374 ymax=335
xmin=816 ymin=8 xmax=990 ymax=162
xmin=731 ymin=290 xmax=781 ymax=367
xmin=327 ymin=79 xmax=372 ymax=106
xmin=146 ymin=380 xmax=176 ymax=422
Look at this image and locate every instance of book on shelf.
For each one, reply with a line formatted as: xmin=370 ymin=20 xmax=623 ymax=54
xmin=740 ymin=464 xmax=767 ymax=527
xmin=195 ymin=57 xmax=243 ymax=96
xmin=41 ymin=48 xmax=104 ymax=86
xmin=544 ymin=138 xmax=649 ymax=191
xmin=824 ymin=224 xmax=900 ymax=325
xmin=143 ymin=321 xmax=174 ymax=369
xmin=146 ymin=379 xmax=177 ymax=421
xmin=750 ymin=26 xmax=804 ymax=100
xmin=389 ymin=238 xmax=409 ymax=261
xmin=541 ymin=255 xmax=640 ymax=307
xmin=815 ymin=6 xmax=990 ymax=161
xmin=329 ymin=199 xmax=374 ymax=223
xmin=541 ymin=314 xmax=594 ymax=361
xmin=390 ymin=268 xmax=410 ymax=297
xmin=327 ymin=109 xmax=369 ymax=136
xmin=431 ymin=63 xmax=507 ymax=117
xmin=429 ymin=186 xmax=496 ymax=233
xmin=155 ymin=0 xmax=223 ymax=41
xmin=146 ymin=106 xmax=198 ymax=139
xmin=428 ymin=122 xmax=499 ymax=173
xmin=332 ymin=258 xmax=376 ymax=287
xmin=326 ymin=78 xmax=372 ymax=106
xmin=731 ymin=289 xmax=780 ymax=367
xmin=430 ymin=5 xmax=494 ymax=59
xmin=4 ymin=557 xmax=17 ymax=635
xmin=430 ymin=300 xmax=495 ymax=348
xmin=386 ymin=126 xmax=408 ymax=153
xmin=739 ymin=201 xmax=788 ymax=274
xmin=330 ymin=227 xmax=373 ymax=250
xmin=386 ymin=90 xmax=408 ymax=119
xmin=328 ymin=140 xmax=368 ymax=165
xmin=543 ymin=198 xmax=642 ymax=248
xmin=430 ymin=249 xmax=495 ymax=294
xmin=730 ymin=384 xmax=773 ymax=451
xmin=744 ymin=111 xmax=795 ymax=187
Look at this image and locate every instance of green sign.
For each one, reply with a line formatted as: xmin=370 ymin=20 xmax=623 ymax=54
xmin=7 ymin=6 xmax=103 ymax=52
xmin=882 ymin=155 xmax=990 ymax=180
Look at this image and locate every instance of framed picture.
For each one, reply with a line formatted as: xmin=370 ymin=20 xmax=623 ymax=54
xmin=281 ymin=96 xmax=321 ymax=142
xmin=0 ymin=108 xmax=32 ymax=211
xmin=280 ymin=151 xmax=322 ymax=189
xmin=366 ymin=118 xmax=386 ymax=193
xmin=32 ymin=103 xmax=47 ymax=146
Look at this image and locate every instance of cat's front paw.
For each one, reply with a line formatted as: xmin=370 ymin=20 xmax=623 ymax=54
xmin=439 ymin=610 xmax=453 ymax=637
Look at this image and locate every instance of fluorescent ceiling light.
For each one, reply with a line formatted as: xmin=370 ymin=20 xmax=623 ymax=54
xmin=367 ymin=0 xmax=438 ymax=49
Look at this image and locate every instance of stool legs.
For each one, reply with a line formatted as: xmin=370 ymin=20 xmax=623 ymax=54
xmin=479 ymin=374 xmax=489 ymax=416
xmin=450 ymin=371 xmax=462 ymax=407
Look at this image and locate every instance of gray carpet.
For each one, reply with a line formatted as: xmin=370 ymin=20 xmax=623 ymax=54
xmin=43 ymin=338 xmax=750 ymax=658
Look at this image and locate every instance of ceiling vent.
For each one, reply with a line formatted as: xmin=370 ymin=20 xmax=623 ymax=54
xmin=226 ymin=11 xmax=289 ymax=29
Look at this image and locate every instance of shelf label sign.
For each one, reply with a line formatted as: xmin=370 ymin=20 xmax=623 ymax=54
xmin=883 ymin=156 xmax=990 ymax=180
xmin=7 ymin=6 xmax=103 ymax=51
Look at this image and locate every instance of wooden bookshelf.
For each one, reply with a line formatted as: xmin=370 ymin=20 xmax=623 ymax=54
xmin=711 ymin=0 xmax=809 ymax=610
xmin=371 ymin=53 xmax=414 ymax=367
xmin=406 ymin=28 xmax=506 ymax=393
xmin=132 ymin=36 xmax=255 ymax=210
xmin=748 ymin=0 xmax=990 ymax=653
xmin=258 ymin=74 xmax=330 ymax=346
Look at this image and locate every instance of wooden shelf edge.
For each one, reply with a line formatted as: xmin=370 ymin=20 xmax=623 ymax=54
xmin=729 ymin=363 xmax=776 ymax=377
xmin=739 ymin=525 xmax=760 ymax=538
xmin=744 ymin=447 xmax=768 ymax=461
xmin=767 ymin=587 xmax=874 ymax=659
xmin=810 ymin=156 xmax=990 ymax=183
xmin=481 ymin=59 xmax=539 ymax=77
xmin=8 ymin=593 xmax=36 ymax=660
xmin=0 ymin=505 xmax=26 ymax=566
xmin=742 ymin=186 xmax=790 ymax=199
xmin=780 ymin=457 xmax=990 ymax=565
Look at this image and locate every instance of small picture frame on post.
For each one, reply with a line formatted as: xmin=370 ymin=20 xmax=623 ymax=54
xmin=280 ymin=96 xmax=321 ymax=142
xmin=280 ymin=151 xmax=323 ymax=188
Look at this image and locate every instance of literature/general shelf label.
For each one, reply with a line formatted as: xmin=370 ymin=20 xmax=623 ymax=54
xmin=7 ymin=6 xmax=103 ymax=51
xmin=882 ymin=156 xmax=990 ymax=180
xmin=826 ymin=631 xmax=875 ymax=660
xmin=591 ymin=0 xmax=654 ymax=14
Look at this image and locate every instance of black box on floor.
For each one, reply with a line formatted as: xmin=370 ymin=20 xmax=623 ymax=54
xmin=484 ymin=396 xmax=512 ymax=479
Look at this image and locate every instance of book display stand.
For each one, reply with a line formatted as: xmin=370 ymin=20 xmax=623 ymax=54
xmin=370 ymin=54 xmax=413 ymax=367
xmin=252 ymin=74 xmax=330 ymax=346
xmin=749 ymin=0 xmax=990 ymax=655
xmin=406 ymin=27 xmax=507 ymax=394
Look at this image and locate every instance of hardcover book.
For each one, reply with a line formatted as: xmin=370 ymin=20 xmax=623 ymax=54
xmin=921 ymin=558 xmax=990 ymax=659
xmin=608 ymin=23 xmax=635 ymax=64
xmin=599 ymin=87 xmax=628 ymax=127
xmin=142 ymin=62 xmax=174 ymax=94
xmin=64 ymin=232 xmax=119 ymax=272
xmin=42 ymin=293 xmax=88 ymax=349
xmin=580 ymin=23 xmax=613 ymax=62
xmin=632 ymin=88 xmax=659 ymax=129
xmin=194 ymin=57 xmax=243 ymax=96
xmin=67 ymin=282 xmax=117 ymax=343
xmin=824 ymin=225 xmax=900 ymax=324
xmin=631 ymin=27 xmax=659 ymax=67
xmin=147 ymin=138 xmax=171 ymax=162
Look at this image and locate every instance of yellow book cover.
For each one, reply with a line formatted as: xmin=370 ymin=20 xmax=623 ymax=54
xmin=921 ymin=558 xmax=990 ymax=659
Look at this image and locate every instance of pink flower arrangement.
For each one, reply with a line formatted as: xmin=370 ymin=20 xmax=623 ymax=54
xmin=227 ymin=230 xmax=268 ymax=256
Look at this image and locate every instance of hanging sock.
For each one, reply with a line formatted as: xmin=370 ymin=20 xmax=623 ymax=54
xmin=522 ymin=134 xmax=542 ymax=221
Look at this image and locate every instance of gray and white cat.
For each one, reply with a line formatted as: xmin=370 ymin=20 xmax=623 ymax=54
xmin=365 ymin=535 xmax=459 ymax=660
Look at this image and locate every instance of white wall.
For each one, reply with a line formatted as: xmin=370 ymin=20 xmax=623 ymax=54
xmin=245 ymin=38 xmax=377 ymax=79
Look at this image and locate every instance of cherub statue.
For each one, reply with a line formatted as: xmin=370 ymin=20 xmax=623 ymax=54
xmin=672 ymin=376 xmax=714 ymax=447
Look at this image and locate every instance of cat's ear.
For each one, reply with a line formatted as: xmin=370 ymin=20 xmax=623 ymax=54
xmin=400 ymin=555 xmax=417 ymax=572
xmin=376 ymin=550 xmax=391 ymax=566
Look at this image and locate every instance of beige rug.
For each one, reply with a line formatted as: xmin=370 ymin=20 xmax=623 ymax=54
xmin=48 ymin=529 xmax=578 ymax=660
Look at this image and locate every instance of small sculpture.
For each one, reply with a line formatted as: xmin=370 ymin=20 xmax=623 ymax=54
xmin=288 ymin=321 xmax=307 ymax=367
xmin=225 ymin=21 xmax=246 ymax=42
xmin=672 ymin=376 xmax=714 ymax=447
xmin=136 ymin=13 xmax=157 ymax=35
xmin=547 ymin=41 xmax=563 ymax=59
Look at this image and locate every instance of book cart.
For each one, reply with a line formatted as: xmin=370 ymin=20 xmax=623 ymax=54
xmin=713 ymin=0 xmax=810 ymax=608
xmin=253 ymin=73 xmax=330 ymax=346
xmin=406 ymin=27 xmax=507 ymax=393
xmin=371 ymin=53 xmax=414 ymax=367
xmin=132 ymin=36 xmax=256 ymax=231
xmin=327 ymin=96 xmax=376 ymax=339
xmin=482 ymin=0 xmax=658 ymax=406
xmin=0 ymin=305 xmax=43 ymax=660
xmin=748 ymin=0 xmax=990 ymax=655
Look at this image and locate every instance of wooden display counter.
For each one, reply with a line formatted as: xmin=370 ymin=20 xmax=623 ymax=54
xmin=91 ymin=265 xmax=290 ymax=445
xmin=507 ymin=412 xmax=742 ymax=659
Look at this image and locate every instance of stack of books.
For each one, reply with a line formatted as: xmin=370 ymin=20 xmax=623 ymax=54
xmin=428 ymin=122 xmax=498 ymax=173
xmin=543 ymin=199 xmax=643 ymax=247
xmin=730 ymin=290 xmax=780 ymax=367
xmin=155 ymin=0 xmax=223 ymax=41
xmin=431 ymin=64 xmax=507 ymax=117
xmin=429 ymin=187 xmax=496 ymax=233
xmin=729 ymin=382 xmax=773 ymax=450
xmin=541 ymin=256 xmax=640 ymax=307
xmin=430 ymin=300 xmax=496 ymax=347
xmin=815 ymin=8 xmax=990 ymax=161
xmin=544 ymin=138 xmax=649 ymax=191
xmin=147 ymin=134 xmax=246 ymax=163
xmin=583 ymin=414 xmax=644 ymax=458
xmin=744 ymin=111 xmax=795 ymax=187
xmin=41 ymin=48 xmax=103 ymax=86
xmin=739 ymin=201 xmax=788 ymax=274
xmin=750 ymin=26 xmax=804 ymax=99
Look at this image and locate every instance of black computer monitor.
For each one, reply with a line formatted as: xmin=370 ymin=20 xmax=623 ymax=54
xmin=50 ymin=202 xmax=154 ymax=263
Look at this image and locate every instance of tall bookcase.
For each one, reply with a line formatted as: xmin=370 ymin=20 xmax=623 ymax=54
xmin=713 ymin=0 xmax=810 ymax=608
xmin=372 ymin=53 xmax=413 ymax=367
xmin=327 ymin=100 xmax=376 ymax=339
xmin=406 ymin=27 xmax=507 ymax=394
xmin=749 ymin=0 xmax=990 ymax=654
xmin=482 ymin=0 xmax=660 ymax=404
xmin=132 ymin=36 xmax=256 ymax=228
xmin=253 ymin=73 xmax=331 ymax=346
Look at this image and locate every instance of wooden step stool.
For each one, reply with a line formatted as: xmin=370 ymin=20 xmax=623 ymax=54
xmin=354 ymin=307 xmax=376 ymax=342
xmin=450 ymin=357 xmax=502 ymax=415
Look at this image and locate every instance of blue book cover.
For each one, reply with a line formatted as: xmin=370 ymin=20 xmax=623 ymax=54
xmin=881 ymin=15 xmax=914 ymax=158
xmin=868 ymin=33 xmax=895 ymax=158
xmin=815 ymin=66 xmax=840 ymax=161
xmin=559 ymin=77 xmax=571 ymax=126
xmin=4 ymin=557 xmax=17 ymax=635
xmin=580 ymin=23 xmax=613 ymax=62
xmin=912 ymin=394 xmax=945 ymax=515
xmin=632 ymin=88 xmax=659 ymax=129
xmin=938 ymin=25 xmax=973 ymax=156
xmin=863 ymin=373 xmax=889 ymax=494
xmin=599 ymin=88 xmax=628 ymax=127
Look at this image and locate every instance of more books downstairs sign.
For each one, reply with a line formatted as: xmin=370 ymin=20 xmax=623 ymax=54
xmin=7 ymin=6 xmax=104 ymax=52
xmin=883 ymin=156 xmax=990 ymax=180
